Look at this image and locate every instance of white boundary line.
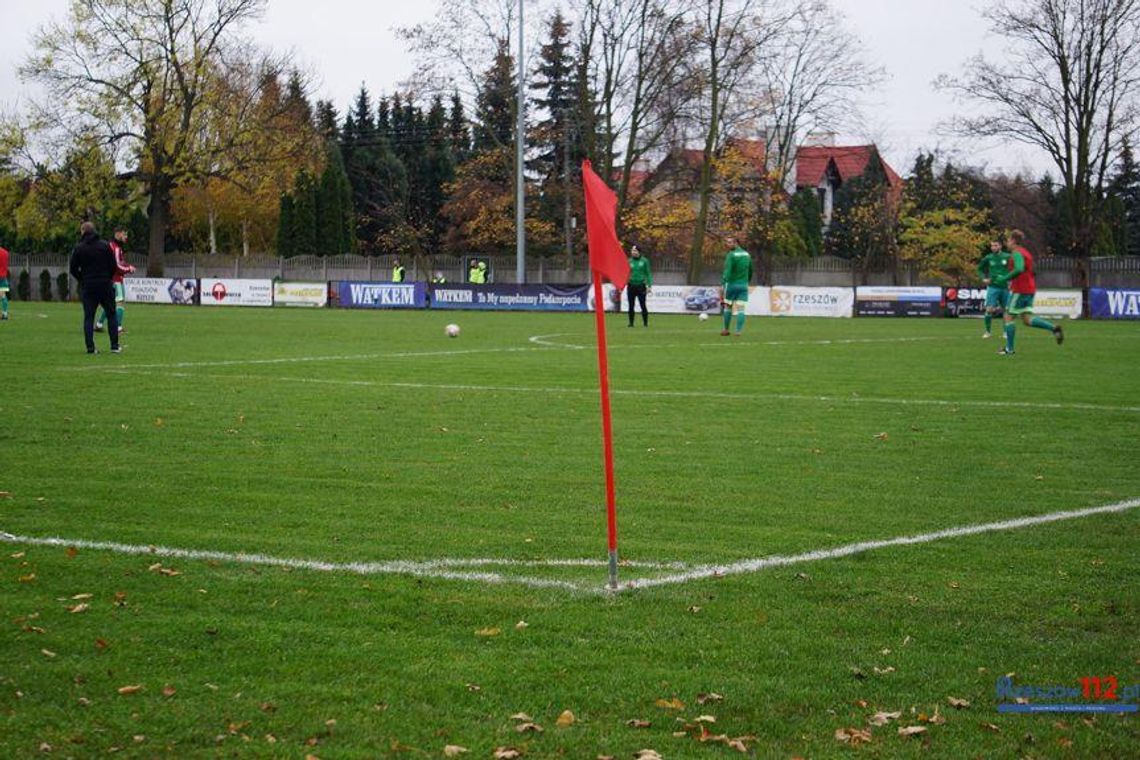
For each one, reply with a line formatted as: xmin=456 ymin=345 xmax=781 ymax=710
xmin=625 ymin=498 xmax=1140 ymax=589
xmin=95 ymin=369 xmax=1140 ymax=414
xmin=2 ymin=498 xmax=1136 ymax=594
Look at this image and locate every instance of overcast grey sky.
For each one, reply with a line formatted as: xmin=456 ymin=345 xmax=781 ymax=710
xmin=0 ymin=0 xmax=1052 ymax=177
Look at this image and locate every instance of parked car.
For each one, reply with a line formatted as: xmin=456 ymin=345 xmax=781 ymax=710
xmin=684 ymin=287 xmax=722 ymax=312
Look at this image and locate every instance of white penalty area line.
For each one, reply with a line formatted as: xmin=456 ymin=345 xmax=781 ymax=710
xmin=2 ymin=499 xmax=1137 ymax=594
xmin=96 ymin=369 xmax=1140 ymax=415
xmin=626 ymin=498 xmax=1140 ymax=590
xmin=528 ymin=333 xmax=964 ymax=350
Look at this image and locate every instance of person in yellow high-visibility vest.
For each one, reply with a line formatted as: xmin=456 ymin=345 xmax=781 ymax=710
xmin=469 ymin=260 xmax=487 ymax=284
xmin=392 ymin=259 xmax=406 ymax=283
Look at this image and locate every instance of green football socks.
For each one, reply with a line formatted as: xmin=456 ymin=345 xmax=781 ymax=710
xmin=1029 ymin=316 xmax=1054 ymax=331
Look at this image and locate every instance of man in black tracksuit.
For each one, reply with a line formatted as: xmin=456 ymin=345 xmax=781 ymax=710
xmin=69 ymin=222 xmax=120 ymax=354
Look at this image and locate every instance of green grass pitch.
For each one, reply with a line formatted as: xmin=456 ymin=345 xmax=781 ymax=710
xmin=1 ymin=302 xmax=1138 ymax=757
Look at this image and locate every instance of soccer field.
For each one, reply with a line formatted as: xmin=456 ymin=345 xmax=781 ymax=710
xmin=2 ymin=303 xmax=1138 ymax=758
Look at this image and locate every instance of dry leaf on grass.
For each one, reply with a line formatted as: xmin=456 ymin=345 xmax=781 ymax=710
xmin=696 ymin=693 xmax=723 ymax=704
xmin=162 ymin=685 xmax=176 ymax=698
xmin=633 ymin=751 xmax=663 ymax=760
xmin=492 ymin=748 xmax=521 ymax=759
xmin=514 ymin=723 xmax=543 ymax=734
xmin=70 ymin=593 xmax=94 ymax=600
xmin=654 ymin=697 xmax=685 ymax=710
xmin=443 ymin=745 xmax=468 ymax=757
xmin=475 ymin=627 xmax=501 ymax=637
xmin=873 ymin=432 xmax=889 ymax=441
xmin=556 ymin=710 xmax=575 ymax=727
xmin=67 ymin=603 xmax=89 ymax=614
xmin=868 ymin=711 xmax=902 ymax=726
xmin=897 ymin=726 xmax=927 ymax=737
xmin=947 ymin=697 xmax=970 ymax=709
xmin=117 ymin=684 xmax=143 ymax=695
xmin=834 ymin=727 xmax=873 ymax=744
xmin=980 ymin=722 xmax=1001 ymax=733
xmin=694 ymin=715 xmax=716 ymax=723
xmin=918 ymin=708 xmax=946 ymax=725
xmin=514 ymin=621 xmax=528 ymax=630
xmin=626 ymin=719 xmax=651 ymax=728
xmin=873 ymin=666 xmax=895 ymax=675
xmin=40 ymin=649 xmax=56 ymax=658
xmin=509 ymin=713 xmax=533 ymax=722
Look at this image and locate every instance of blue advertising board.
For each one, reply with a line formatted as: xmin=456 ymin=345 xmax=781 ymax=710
xmin=336 ymin=281 xmax=426 ymax=309
xmin=1090 ymin=288 xmax=1140 ymax=319
xmin=429 ymin=283 xmax=591 ymax=312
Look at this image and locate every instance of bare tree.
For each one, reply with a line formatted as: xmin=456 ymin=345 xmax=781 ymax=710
xmin=939 ymin=0 xmax=1140 ymax=273
xmin=20 ymin=0 xmax=306 ymax=274
xmin=577 ymin=0 xmax=696 ymax=218
xmin=685 ymin=0 xmax=787 ymax=283
xmin=759 ymin=0 xmax=884 ymax=185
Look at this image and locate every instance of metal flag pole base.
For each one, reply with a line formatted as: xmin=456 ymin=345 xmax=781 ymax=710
xmin=608 ymin=549 xmax=619 ymax=590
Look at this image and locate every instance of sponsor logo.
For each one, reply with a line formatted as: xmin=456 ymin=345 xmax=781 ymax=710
xmin=211 ymin=282 xmax=228 ymax=301
xmin=1107 ymin=290 xmax=1140 ymax=316
xmin=349 ymin=283 xmax=415 ymax=306
xmin=434 ymin=289 xmax=474 ymax=303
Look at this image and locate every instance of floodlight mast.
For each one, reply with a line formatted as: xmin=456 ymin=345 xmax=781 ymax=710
xmin=515 ymin=0 xmax=526 ymax=284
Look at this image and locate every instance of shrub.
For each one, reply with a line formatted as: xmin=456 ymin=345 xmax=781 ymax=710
xmin=39 ymin=269 xmax=53 ymax=301
xmin=56 ymin=272 xmax=71 ymax=302
xmin=17 ymin=270 xmax=31 ymax=300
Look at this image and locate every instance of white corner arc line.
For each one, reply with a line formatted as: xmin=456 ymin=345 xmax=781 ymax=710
xmin=621 ymin=498 xmax=1140 ymax=590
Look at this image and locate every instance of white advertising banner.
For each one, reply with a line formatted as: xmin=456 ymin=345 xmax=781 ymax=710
xmin=124 ymin=277 xmax=200 ymax=305
xmin=199 ymin=278 xmax=273 ymax=307
xmin=274 ymin=281 xmax=328 ymax=307
xmin=746 ymin=286 xmax=854 ymax=317
xmin=1034 ymin=289 xmax=1083 ymax=319
xmin=599 ymin=284 xmax=722 ymax=314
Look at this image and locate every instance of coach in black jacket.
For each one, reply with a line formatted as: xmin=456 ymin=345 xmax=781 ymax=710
xmin=69 ymin=222 xmax=120 ymax=354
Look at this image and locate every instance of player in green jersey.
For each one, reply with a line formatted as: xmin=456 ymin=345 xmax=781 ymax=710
xmin=977 ymin=239 xmax=1012 ymax=337
xmin=720 ymin=237 xmax=753 ymax=336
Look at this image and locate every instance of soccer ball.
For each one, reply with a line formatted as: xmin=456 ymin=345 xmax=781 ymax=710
xmin=445 ymin=323 xmax=460 ymax=338
xmin=698 ymin=313 xmax=709 ymax=321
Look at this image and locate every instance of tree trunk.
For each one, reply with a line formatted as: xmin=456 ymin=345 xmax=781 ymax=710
xmin=146 ymin=185 xmax=170 ymax=277
xmin=242 ymin=219 xmax=250 ymax=258
xmin=208 ymin=207 xmax=218 ymax=255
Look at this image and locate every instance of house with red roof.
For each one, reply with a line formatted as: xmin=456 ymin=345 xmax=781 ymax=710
xmin=635 ymin=136 xmax=901 ymax=231
xmin=793 ymin=143 xmax=903 ymax=227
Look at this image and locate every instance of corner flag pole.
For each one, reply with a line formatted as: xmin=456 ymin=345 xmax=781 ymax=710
xmin=591 ymin=276 xmax=620 ymax=590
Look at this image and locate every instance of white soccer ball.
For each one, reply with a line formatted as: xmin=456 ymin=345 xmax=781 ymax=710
xmin=445 ymin=323 xmax=460 ymax=338
xmin=698 ymin=312 xmax=709 ymax=321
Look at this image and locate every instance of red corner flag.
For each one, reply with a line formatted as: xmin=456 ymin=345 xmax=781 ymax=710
xmin=581 ymin=159 xmax=628 ymax=590
xmin=582 ymin=160 xmax=630 ymax=289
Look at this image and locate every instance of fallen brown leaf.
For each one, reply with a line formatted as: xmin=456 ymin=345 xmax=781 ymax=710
xmin=556 ymin=710 xmax=575 ymax=727
xmin=9 ymin=551 xmax=25 ymax=558
xmin=727 ymin=738 xmax=748 ymax=752
xmin=162 ymin=685 xmax=176 ymax=698
xmin=694 ymin=715 xmax=716 ymax=723
xmin=868 ymin=711 xmax=902 ymax=726
xmin=834 ymin=727 xmax=872 ymax=744
xmin=465 ymin=683 xmax=481 ymax=692
xmin=40 ymin=649 xmax=56 ymax=658
xmin=117 ymin=684 xmax=143 ymax=695
xmin=633 ymin=751 xmax=663 ymax=760
xmin=873 ymin=432 xmax=889 ymax=441
xmin=475 ymin=627 xmax=501 ymax=637
xmin=514 ymin=723 xmax=543 ymax=734
xmin=626 ymin=719 xmax=651 ymax=728
xmin=947 ymin=696 xmax=970 ymax=709
xmin=696 ymin=692 xmax=723 ymax=704
xmin=71 ymin=593 xmax=93 ymax=600
xmin=514 ymin=621 xmax=528 ymax=630
xmin=654 ymin=697 xmax=685 ymax=710
xmin=492 ymin=748 xmax=521 ymax=760
xmin=259 ymin=701 xmax=276 ymax=712
xmin=18 ymin=573 xmax=35 ymax=583
xmin=443 ymin=746 xmax=468 ymax=757
xmin=67 ymin=603 xmax=89 ymax=614
xmin=897 ymin=726 xmax=927 ymax=737
xmin=508 ymin=712 xmax=533 ymax=722
xmin=873 ymin=666 xmax=895 ymax=675
xmin=95 ymin=638 xmax=108 ymax=649
xmin=1058 ymin=737 xmax=1073 ymax=748
xmin=980 ymin=722 xmax=1001 ymax=733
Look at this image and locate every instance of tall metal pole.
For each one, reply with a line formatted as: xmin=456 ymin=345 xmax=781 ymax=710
xmin=515 ymin=0 xmax=526 ymax=284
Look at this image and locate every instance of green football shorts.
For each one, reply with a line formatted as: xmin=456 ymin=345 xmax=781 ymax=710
xmin=724 ymin=283 xmax=749 ymax=303
xmin=984 ymin=285 xmax=1009 ymax=310
xmin=1006 ymin=292 xmax=1035 ymax=315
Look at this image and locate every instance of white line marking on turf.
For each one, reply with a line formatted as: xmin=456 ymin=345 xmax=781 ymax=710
xmin=2 ymin=499 xmax=1136 ymax=593
xmin=624 ymin=498 xmax=1140 ymax=590
xmin=99 ymin=369 xmax=1140 ymax=415
xmin=0 ymin=533 xmax=630 ymax=591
